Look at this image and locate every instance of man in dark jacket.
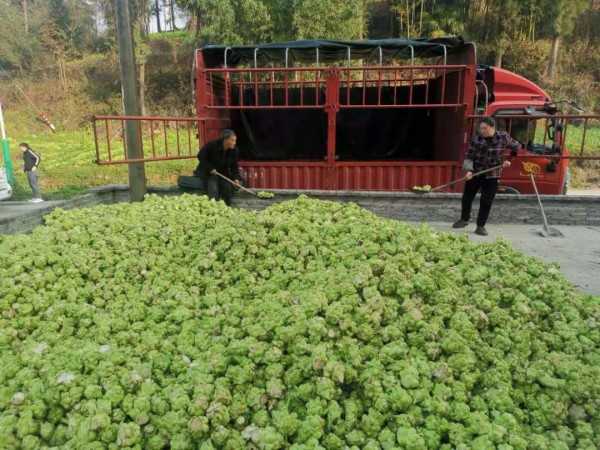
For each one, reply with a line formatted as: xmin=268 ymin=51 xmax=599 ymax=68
xmin=19 ymin=143 xmax=43 ymax=203
xmin=195 ymin=129 xmax=241 ymax=206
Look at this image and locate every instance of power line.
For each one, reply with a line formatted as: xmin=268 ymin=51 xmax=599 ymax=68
xmin=0 ymin=63 xmax=56 ymax=132
xmin=0 ymin=62 xmax=41 ymax=112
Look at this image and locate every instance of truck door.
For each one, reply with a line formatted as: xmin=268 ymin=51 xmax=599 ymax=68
xmin=493 ymin=110 xmax=567 ymax=195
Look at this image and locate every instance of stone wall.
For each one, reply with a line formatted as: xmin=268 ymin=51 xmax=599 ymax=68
xmin=234 ymin=190 xmax=600 ymax=226
xmin=1 ymin=185 xmax=598 ymax=235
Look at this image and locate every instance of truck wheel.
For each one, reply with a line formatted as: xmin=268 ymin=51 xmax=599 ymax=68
xmin=497 ymin=185 xmax=520 ymax=195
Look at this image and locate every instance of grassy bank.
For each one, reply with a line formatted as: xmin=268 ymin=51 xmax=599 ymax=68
xmin=4 ymin=127 xmax=194 ymax=201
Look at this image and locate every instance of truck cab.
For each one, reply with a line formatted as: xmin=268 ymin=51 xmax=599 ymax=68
xmin=476 ymin=65 xmax=569 ymax=195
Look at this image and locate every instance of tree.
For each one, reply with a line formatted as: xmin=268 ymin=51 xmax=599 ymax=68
xmin=543 ymin=0 xmax=588 ymax=79
xmin=169 ymin=0 xmax=178 ymax=31
xmin=493 ymin=0 xmax=523 ymax=68
xmin=581 ymin=0 xmax=600 ymax=46
xmin=0 ymin=3 xmax=37 ymax=69
xmin=199 ymin=0 xmax=238 ymax=44
xmin=180 ymin=0 xmax=275 ymax=45
xmin=268 ymin=0 xmax=295 ymax=41
xmin=390 ymin=0 xmax=423 ymax=38
xmin=40 ymin=0 xmax=94 ymax=90
xmin=293 ymin=0 xmax=371 ymax=41
xmin=422 ymin=4 xmax=466 ymax=38
xmin=94 ymin=0 xmax=153 ymax=112
xmin=153 ymin=0 xmax=162 ymax=33
xmin=175 ymin=0 xmax=201 ymax=38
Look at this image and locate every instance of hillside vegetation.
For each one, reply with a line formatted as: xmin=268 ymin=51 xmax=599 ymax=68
xmin=1 ymin=0 xmax=599 ymax=197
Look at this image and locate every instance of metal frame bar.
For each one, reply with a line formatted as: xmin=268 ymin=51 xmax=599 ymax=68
xmin=204 ymin=64 xmax=467 ymax=73
xmin=439 ymin=45 xmax=447 ymax=65
xmin=468 ymin=114 xmax=600 ymax=120
xmin=509 ymin=155 xmax=600 ymax=160
xmin=93 ymin=116 xmax=203 ymax=164
xmin=253 ymin=48 xmax=273 ymax=68
xmin=390 ymin=45 xmax=415 ymax=65
xmin=467 ymin=114 xmax=600 ymax=159
xmin=475 ymin=80 xmax=489 ymax=113
xmin=207 ymin=104 xmax=464 ymax=110
xmin=191 ymin=49 xmax=199 ymax=93
xmin=205 ymin=64 xmax=469 ymax=109
xmin=223 ymin=47 xmax=232 ymax=68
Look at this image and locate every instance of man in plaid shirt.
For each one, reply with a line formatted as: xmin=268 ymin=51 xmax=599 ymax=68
xmin=452 ymin=117 xmax=521 ymax=236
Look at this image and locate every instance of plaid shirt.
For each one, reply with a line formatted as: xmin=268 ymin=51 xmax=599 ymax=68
xmin=464 ymin=131 xmax=521 ymax=178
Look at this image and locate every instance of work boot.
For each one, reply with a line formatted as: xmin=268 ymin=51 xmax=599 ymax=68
xmin=452 ymin=219 xmax=469 ymax=228
xmin=475 ymin=226 xmax=488 ymax=236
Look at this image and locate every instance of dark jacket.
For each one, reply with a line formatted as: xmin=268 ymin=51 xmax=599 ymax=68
xmin=23 ymin=148 xmax=41 ymax=172
xmin=195 ymin=138 xmax=240 ymax=180
xmin=463 ymin=131 xmax=521 ymax=178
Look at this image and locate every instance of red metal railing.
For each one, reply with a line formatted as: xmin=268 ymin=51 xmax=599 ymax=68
xmin=202 ymin=67 xmax=328 ymax=109
xmin=93 ymin=113 xmax=599 ymax=174
xmin=337 ymin=65 xmax=468 ymax=108
xmin=199 ymin=65 xmax=469 ymax=109
xmin=91 ymin=113 xmax=466 ymax=191
xmin=467 ymin=114 xmax=600 ymax=159
xmin=93 ymin=115 xmax=201 ymax=165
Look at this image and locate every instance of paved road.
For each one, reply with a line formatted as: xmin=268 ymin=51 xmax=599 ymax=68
xmin=421 ymin=222 xmax=600 ymax=296
xmin=0 ymin=200 xmax=64 ymax=221
xmin=568 ymin=188 xmax=600 ymax=196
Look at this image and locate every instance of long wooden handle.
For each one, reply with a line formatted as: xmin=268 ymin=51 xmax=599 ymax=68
xmin=430 ymin=165 xmax=503 ymax=192
xmin=215 ymin=171 xmax=257 ymax=196
xmin=529 ymin=173 xmax=550 ymax=229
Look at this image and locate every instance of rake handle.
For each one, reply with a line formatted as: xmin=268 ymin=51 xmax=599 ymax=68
xmin=430 ymin=165 xmax=504 ymax=192
xmin=529 ymin=173 xmax=550 ymax=229
xmin=214 ymin=171 xmax=257 ymax=197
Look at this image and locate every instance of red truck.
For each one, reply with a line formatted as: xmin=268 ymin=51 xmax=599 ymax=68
xmin=94 ymin=37 xmax=598 ymax=194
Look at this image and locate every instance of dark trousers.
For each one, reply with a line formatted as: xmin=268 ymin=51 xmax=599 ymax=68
xmin=201 ymin=173 xmax=233 ymax=206
xmin=460 ymin=176 xmax=499 ymax=227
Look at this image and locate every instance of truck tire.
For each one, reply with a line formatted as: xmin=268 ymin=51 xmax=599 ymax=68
xmin=497 ymin=185 xmax=520 ymax=195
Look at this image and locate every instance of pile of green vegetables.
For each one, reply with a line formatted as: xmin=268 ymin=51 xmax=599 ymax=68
xmin=0 ymin=194 xmax=598 ymax=449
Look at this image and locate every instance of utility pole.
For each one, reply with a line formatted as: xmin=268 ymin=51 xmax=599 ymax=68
xmin=0 ymin=103 xmax=15 ymax=186
xmin=115 ymin=0 xmax=147 ymax=202
xmin=22 ymin=0 xmax=28 ymax=34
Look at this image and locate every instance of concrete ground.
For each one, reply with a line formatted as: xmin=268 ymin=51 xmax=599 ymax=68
xmin=424 ymin=187 xmax=600 ymax=296
xmin=569 ymin=188 xmax=600 ymax=196
xmin=1 ymin=197 xmax=599 ymax=296
xmin=419 ymin=222 xmax=600 ymax=296
xmin=0 ymin=200 xmax=64 ymax=220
